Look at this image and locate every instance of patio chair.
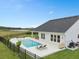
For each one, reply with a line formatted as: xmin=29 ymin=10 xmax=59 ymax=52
xmin=36 ymin=45 xmax=42 ymax=49
xmin=68 ymin=41 xmax=75 ymax=48
xmin=42 ymin=45 xmax=47 ymax=48
xmin=75 ymin=42 xmax=79 ymax=47
xmin=36 ymin=44 xmax=47 ymax=49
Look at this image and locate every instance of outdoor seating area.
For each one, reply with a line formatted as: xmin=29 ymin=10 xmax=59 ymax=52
xmin=36 ymin=45 xmax=47 ymax=50
xmin=68 ymin=41 xmax=79 ymax=50
xmin=68 ymin=42 xmax=79 ymax=48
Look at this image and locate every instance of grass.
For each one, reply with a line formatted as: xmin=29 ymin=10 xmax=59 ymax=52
xmin=0 ymin=30 xmax=31 ymax=40
xmin=44 ymin=49 xmax=79 ymax=59
xmin=0 ymin=30 xmax=22 ymax=36
xmin=0 ymin=30 xmax=27 ymax=37
xmin=0 ymin=42 xmax=20 ymax=59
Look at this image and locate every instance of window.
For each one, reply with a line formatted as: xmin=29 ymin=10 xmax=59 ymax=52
xmin=57 ymin=35 xmax=60 ymax=42
xmin=78 ymin=34 xmax=79 ymax=38
xmin=54 ymin=35 xmax=56 ymax=42
xmin=41 ymin=33 xmax=45 ymax=39
xmin=51 ymin=35 xmax=53 ymax=41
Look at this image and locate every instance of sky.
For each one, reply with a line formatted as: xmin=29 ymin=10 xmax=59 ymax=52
xmin=0 ymin=0 xmax=79 ymax=28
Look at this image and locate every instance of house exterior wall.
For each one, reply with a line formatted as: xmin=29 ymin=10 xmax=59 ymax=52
xmin=38 ymin=32 xmax=50 ymax=41
xmin=38 ymin=31 xmax=64 ymax=43
xmin=64 ymin=19 xmax=79 ymax=47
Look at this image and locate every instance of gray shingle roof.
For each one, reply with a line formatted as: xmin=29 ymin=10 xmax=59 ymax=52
xmin=33 ymin=16 xmax=79 ymax=32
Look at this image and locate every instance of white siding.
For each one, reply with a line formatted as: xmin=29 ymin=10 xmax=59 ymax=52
xmin=64 ymin=19 xmax=79 ymax=47
xmin=38 ymin=32 xmax=64 ymax=43
xmin=39 ymin=32 xmax=50 ymax=41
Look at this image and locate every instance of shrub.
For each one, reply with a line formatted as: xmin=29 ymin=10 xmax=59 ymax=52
xmin=16 ymin=41 xmax=21 ymax=47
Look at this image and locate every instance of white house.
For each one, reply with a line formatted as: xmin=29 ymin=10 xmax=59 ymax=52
xmin=32 ymin=16 xmax=79 ymax=47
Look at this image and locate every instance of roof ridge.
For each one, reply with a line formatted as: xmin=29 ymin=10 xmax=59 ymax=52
xmin=50 ymin=15 xmax=79 ymax=21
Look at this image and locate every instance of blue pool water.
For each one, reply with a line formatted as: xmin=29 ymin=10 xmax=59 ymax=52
xmin=21 ymin=39 xmax=41 ymax=48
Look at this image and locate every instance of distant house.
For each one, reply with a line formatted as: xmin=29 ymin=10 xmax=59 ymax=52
xmin=32 ymin=16 xmax=79 ymax=47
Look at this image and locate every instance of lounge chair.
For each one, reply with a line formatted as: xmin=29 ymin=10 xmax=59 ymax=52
xmin=36 ymin=45 xmax=47 ymax=49
xmin=42 ymin=45 xmax=47 ymax=48
xmin=36 ymin=45 xmax=42 ymax=49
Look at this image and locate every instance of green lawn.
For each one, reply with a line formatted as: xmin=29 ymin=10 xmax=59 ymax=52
xmin=0 ymin=42 xmax=20 ymax=59
xmin=44 ymin=49 xmax=79 ymax=59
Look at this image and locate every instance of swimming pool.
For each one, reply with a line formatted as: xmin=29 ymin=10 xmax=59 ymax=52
xmin=21 ymin=39 xmax=41 ymax=48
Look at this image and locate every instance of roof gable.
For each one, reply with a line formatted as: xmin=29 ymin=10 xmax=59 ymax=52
xmin=33 ymin=16 xmax=79 ymax=32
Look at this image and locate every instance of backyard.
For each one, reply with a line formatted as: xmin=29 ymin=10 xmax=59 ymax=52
xmin=0 ymin=30 xmax=79 ymax=59
xmin=0 ymin=42 xmax=20 ymax=59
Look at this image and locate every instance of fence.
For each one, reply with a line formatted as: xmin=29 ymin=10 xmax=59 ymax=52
xmin=0 ymin=36 xmax=43 ymax=59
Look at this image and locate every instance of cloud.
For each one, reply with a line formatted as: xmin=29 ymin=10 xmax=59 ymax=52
xmin=49 ymin=11 xmax=54 ymax=15
xmin=29 ymin=25 xmax=38 ymax=28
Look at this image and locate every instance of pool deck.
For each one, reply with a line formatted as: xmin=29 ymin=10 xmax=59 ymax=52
xmin=10 ymin=37 xmax=65 ymax=57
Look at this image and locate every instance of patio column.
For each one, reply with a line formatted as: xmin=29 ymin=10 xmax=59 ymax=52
xmin=31 ymin=31 xmax=33 ymax=38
